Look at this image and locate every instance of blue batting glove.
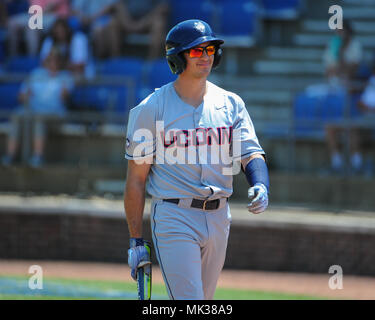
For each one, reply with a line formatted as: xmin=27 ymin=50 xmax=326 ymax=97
xmin=247 ymin=183 xmax=269 ymax=214
xmin=128 ymin=238 xmax=151 ymax=281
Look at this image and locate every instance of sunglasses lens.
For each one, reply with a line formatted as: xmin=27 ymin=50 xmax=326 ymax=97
xmin=189 ymin=48 xmax=204 ymax=58
xmin=206 ymin=46 xmax=216 ymax=56
xmin=189 ymin=45 xmax=216 ymax=58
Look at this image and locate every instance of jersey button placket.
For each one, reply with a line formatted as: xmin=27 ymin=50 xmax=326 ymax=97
xmin=195 ymin=110 xmax=207 ymax=185
xmin=194 ymin=111 xmax=203 ymax=165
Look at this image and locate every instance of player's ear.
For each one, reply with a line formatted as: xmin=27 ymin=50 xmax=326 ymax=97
xmin=213 ymin=47 xmax=223 ymax=69
xmin=166 ymin=53 xmax=186 ymax=75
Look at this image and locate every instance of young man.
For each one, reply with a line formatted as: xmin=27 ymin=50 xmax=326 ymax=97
xmin=124 ymin=19 xmax=269 ymax=300
xmin=1 ymin=47 xmax=74 ymax=167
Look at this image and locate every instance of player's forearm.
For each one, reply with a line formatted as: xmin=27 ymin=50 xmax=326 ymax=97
xmin=124 ymin=179 xmax=147 ymax=238
xmin=241 ymin=153 xmax=265 ymax=170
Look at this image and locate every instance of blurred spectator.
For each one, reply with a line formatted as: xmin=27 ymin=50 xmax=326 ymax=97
xmin=40 ymin=18 xmax=90 ymax=77
xmin=1 ymin=0 xmax=30 ymax=60
xmin=0 ymin=1 xmax=6 ymax=61
xmin=111 ymin=0 xmax=170 ymax=60
xmin=0 ymin=1 xmax=8 ymax=27
xmin=1 ymin=47 xmax=74 ymax=168
xmin=323 ymin=20 xmax=363 ymax=88
xmin=8 ymin=0 xmax=70 ymax=57
xmin=351 ymin=68 xmax=375 ymax=172
xmin=70 ymin=0 xmax=118 ymax=59
xmin=325 ymin=62 xmax=375 ymax=175
xmin=0 ymin=0 xmax=29 ymax=26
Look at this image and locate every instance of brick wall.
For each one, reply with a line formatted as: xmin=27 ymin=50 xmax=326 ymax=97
xmin=1 ymin=209 xmax=375 ymax=276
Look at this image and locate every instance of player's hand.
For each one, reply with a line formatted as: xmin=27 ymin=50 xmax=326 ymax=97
xmin=128 ymin=238 xmax=151 ymax=281
xmin=247 ymin=183 xmax=268 ymax=214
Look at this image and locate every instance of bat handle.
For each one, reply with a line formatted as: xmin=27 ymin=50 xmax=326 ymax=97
xmin=137 ymin=267 xmax=145 ymax=300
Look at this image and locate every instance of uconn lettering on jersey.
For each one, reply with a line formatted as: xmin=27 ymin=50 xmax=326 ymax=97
xmin=162 ymin=126 xmax=233 ymax=148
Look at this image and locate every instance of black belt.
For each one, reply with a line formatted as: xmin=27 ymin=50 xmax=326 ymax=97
xmin=164 ymin=198 xmax=227 ymax=210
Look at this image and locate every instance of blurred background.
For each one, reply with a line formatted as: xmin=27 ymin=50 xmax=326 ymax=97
xmin=0 ymin=0 xmax=375 ymax=282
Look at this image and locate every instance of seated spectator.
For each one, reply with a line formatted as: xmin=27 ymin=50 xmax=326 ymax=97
xmin=70 ymin=0 xmax=118 ymax=59
xmin=40 ymin=18 xmax=90 ymax=77
xmin=1 ymin=47 xmax=74 ymax=168
xmin=325 ymin=61 xmax=375 ymax=175
xmin=351 ymin=68 xmax=375 ymax=171
xmin=111 ymin=0 xmax=170 ymax=60
xmin=8 ymin=0 xmax=70 ymax=57
xmin=0 ymin=1 xmax=9 ymax=27
xmin=323 ymin=20 xmax=362 ymax=88
xmin=0 ymin=1 xmax=29 ymax=27
xmin=1 ymin=0 xmax=29 ymax=59
xmin=0 ymin=1 xmax=7 ymax=61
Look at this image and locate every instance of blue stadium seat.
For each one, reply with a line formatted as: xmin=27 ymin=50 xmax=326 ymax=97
xmin=147 ymin=59 xmax=177 ymax=91
xmin=0 ymin=82 xmax=22 ymax=123
xmin=170 ymin=0 xmax=213 ymax=26
xmin=321 ymin=93 xmax=346 ymax=121
xmin=6 ymin=56 xmax=40 ymax=73
xmin=98 ymin=57 xmax=144 ymax=105
xmin=293 ymin=90 xmax=357 ymax=139
xmin=215 ymin=0 xmax=258 ymax=36
xmin=0 ymin=82 xmax=22 ymax=111
xmin=261 ymin=0 xmax=302 ymax=19
xmin=6 ymin=0 xmax=29 ymax=16
xmin=99 ymin=57 xmax=143 ymax=79
xmin=293 ymin=92 xmax=324 ymax=138
xmin=71 ymin=84 xmax=129 ymax=116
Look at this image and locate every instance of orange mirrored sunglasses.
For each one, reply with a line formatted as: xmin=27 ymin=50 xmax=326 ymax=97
xmin=187 ymin=45 xmax=216 ymax=58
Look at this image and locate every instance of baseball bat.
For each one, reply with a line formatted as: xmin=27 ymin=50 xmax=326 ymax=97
xmin=137 ymin=241 xmax=152 ymax=300
xmin=137 ymin=267 xmax=145 ymax=300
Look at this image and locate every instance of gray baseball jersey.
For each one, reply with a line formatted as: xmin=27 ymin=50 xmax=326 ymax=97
xmin=125 ymin=81 xmax=264 ymax=198
xmin=125 ymin=80 xmax=265 ymax=299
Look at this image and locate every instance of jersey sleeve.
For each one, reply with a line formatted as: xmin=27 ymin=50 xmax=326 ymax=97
xmin=125 ymin=95 xmax=157 ymax=161
xmin=231 ymin=95 xmax=265 ymax=161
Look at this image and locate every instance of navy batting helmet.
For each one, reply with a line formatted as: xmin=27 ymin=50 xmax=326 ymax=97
xmin=165 ymin=19 xmax=224 ymax=75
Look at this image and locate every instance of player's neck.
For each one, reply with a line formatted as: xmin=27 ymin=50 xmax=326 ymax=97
xmin=174 ymin=76 xmax=208 ymax=108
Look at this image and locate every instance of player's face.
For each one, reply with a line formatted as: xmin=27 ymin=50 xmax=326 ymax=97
xmin=184 ymin=42 xmax=215 ymax=78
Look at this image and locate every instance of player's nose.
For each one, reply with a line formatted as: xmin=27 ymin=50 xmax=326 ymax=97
xmin=200 ymin=50 xmax=211 ymax=60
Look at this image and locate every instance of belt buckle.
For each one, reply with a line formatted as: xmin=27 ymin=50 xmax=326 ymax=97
xmin=202 ymin=200 xmax=208 ymax=210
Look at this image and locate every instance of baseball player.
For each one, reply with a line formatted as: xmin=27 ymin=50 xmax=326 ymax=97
xmin=124 ymin=19 xmax=269 ymax=300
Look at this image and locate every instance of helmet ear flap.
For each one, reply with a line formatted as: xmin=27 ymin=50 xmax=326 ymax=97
xmin=167 ymin=53 xmax=186 ymax=75
xmin=212 ymin=47 xmax=223 ymax=69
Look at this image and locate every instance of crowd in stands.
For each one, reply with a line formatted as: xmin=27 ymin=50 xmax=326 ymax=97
xmin=0 ymin=0 xmax=170 ymax=72
xmin=322 ymin=20 xmax=375 ymax=175
xmin=0 ymin=0 xmax=171 ymax=167
xmin=292 ymin=18 xmax=374 ymax=176
xmin=0 ymin=0 xmax=373 ymax=175
xmin=2 ymin=47 xmax=74 ymax=167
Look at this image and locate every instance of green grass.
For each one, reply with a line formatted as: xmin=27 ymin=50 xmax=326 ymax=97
xmin=213 ymin=288 xmax=327 ymax=300
xmin=0 ymin=275 xmax=329 ymax=300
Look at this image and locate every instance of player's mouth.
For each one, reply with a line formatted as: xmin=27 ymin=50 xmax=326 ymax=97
xmin=197 ymin=63 xmax=211 ymax=68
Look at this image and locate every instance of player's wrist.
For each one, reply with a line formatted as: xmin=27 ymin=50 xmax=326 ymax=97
xmin=130 ymin=237 xmax=144 ymax=248
xmin=244 ymin=158 xmax=270 ymax=193
xmin=253 ymin=183 xmax=267 ymax=192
